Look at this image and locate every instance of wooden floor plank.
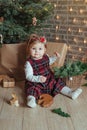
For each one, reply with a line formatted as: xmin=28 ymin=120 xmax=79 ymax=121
xmin=45 ymin=95 xmax=74 ymax=130
xmin=0 ymin=82 xmax=87 ymax=130
xmin=23 ymin=106 xmax=49 ymax=130
xmin=0 ymin=119 xmax=23 ymax=130
xmin=64 ymin=87 xmax=87 ymax=130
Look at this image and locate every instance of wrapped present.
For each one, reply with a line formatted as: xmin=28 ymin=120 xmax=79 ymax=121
xmin=0 ymin=43 xmax=26 ymax=81
xmin=47 ymin=42 xmax=67 ymax=67
xmin=3 ymin=78 xmax=15 ymax=88
xmin=0 ymin=74 xmax=10 ymax=82
xmin=0 ymin=42 xmax=67 ymax=81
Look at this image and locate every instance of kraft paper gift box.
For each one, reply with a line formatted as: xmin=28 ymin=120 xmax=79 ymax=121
xmin=3 ymin=78 xmax=15 ymax=88
xmin=47 ymin=42 xmax=67 ymax=68
xmin=0 ymin=42 xmax=67 ymax=81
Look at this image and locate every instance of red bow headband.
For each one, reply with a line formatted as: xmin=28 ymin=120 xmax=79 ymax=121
xmin=31 ymin=36 xmax=46 ymax=44
xmin=27 ymin=34 xmax=47 ymax=48
xmin=39 ymin=37 xmax=46 ymax=43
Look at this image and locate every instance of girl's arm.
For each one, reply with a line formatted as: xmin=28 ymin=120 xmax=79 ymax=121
xmin=49 ymin=52 xmax=60 ymax=65
xmin=24 ymin=61 xmax=46 ymax=83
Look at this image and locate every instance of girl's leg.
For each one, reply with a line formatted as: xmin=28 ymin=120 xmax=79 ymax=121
xmin=27 ymin=95 xmax=37 ymax=108
xmin=26 ymin=86 xmax=41 ymax=108
xmin=60 ymin=86 xmax=82 ymax=100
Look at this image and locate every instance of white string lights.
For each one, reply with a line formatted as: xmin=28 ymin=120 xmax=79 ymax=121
xmin=53 ymin=0 xmax=87 ymax=62
xmin=54 ymin=3 xmax=57 ymax=8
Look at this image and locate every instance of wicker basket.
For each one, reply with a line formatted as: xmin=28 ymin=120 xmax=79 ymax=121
xmin=64 ymin=75 xmax=83 ymax=88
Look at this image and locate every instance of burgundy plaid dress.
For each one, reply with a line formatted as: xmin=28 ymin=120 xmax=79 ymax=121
xmin=25 ymin=54 xmax=65 ymax=100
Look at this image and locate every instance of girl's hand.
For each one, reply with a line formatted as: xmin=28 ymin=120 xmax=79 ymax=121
xmin=54 ymin=52 xmax=60 ymax=58
xmin=40 ymin=76 xmax=47 ymax=83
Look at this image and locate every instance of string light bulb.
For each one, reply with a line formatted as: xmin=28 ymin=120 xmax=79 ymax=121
xmin=78 ymin=28 xmax=82 ymax=33
xmin=56 ymin=25 xmax=59 ymax=29
xmin=79 ymin=47 xmax=82 ymax=52
xmin=69 ymin=7 xmax=73 ymax=12
xmin=74 ymin=38 xmax=77 ymax=43
xmin=56 ymin=25 xmax=59 ymax=32
xmin=56 ymin=36 xmax=59 ymax=40
xmin=84 ymin=39 xmax=87 ymax=44
xmin=68 ymin=27 xmax=71 ymax=32
xmin=54 ymin=4 xmax=57 ymax=8
xmin=56 ymin=15 xmax=60 ymax=19
xmin=73 ymin=18 xmax=77 ymax=23
xmin=80 ymin=9 xmax=84 ymax=14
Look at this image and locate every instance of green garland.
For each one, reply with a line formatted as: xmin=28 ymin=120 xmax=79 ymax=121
xmin=52 ymin=108 xmax=70 ymax=117
xmin=82 ymin=83 xmax=87 ymax=87
xmin=53 ymin=61 xmax=87 ymax=78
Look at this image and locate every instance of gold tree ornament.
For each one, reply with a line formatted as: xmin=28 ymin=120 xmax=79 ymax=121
xmin=32 ymin=17 xmax=37 ymax=26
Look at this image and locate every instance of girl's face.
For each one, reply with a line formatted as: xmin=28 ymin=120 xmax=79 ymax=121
xmin=29 ymin=42 xmax=46 ymax=60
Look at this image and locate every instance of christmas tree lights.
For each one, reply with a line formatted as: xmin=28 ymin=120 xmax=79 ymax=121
xmin=50 ymin=0 xmax=87 ymax=62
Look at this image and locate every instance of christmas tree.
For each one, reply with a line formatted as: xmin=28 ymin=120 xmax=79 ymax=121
xmin=0 ymin=0 xmax=53 ymax=44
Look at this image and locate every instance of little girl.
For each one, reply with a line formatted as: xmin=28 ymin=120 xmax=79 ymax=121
xmin=25 ymin=34 xmax=82 ymax=108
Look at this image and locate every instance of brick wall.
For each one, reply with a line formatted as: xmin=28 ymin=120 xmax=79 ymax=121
xmin=44 ymin=0 xmax=87 ymax=62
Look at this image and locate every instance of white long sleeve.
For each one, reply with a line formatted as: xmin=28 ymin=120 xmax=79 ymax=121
xmin=49 ymin=56 xmax=58 ymax=65
xmin=24 ymin=61 xmax=41 ymax=82
xmin=24 ymin=55 xmax=58 ymax=82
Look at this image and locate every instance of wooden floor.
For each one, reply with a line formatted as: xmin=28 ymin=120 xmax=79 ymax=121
xmin=0 ymin=81 xmax=87 ymax=130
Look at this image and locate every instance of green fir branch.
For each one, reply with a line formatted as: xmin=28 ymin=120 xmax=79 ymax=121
xmin=52 ymin=108 xmax=71 ymax=117
xmin=82 ymin=83 xmax=87 ymax=87
xmin=53 ymin=61 xmax=87 ymax=78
